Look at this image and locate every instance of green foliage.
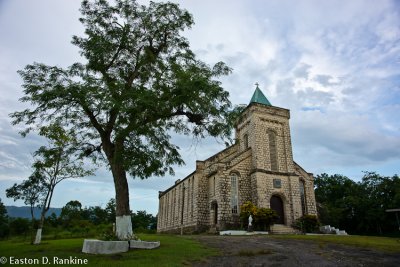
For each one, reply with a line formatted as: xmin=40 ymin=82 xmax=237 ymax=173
xmin=239 ymin=201 xmax=258 ymax=218
xmin=255 ymin=208 xmax=279 ymax=231
xmin=46 ymin=212 xmax=60 ymax=227
xmin=239 ymin=201 xmax=278 ymax=231
xmin=292 ymin=214 xmax=320 ymax=233
xmin=59 ymin=198 xmax=116 ymax=229
xmin=11 ymin=0 xmax=234 ymax=227
xmin=9 ymin=218 xmax=31 ymax=236
xmin=60 ymin=200 xmax=83 ymax=224
xmin=315 ymin=172 xmax=400 ymax=235
xmin=6 ymin=123 xmax=93 ymax=243
xmin=0 ymin=199 xmax=9 ymax=238
xmin=104 ymin=198 xmax=116 ymax=223
xmin=132 ymin=210 xmax=157 ymax=232
xmin=6 ymin=172 xmax=44 ymax=219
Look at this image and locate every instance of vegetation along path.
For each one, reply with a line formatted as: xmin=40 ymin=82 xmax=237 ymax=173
xmin=192 ymin=235 xmax=400 ymax=267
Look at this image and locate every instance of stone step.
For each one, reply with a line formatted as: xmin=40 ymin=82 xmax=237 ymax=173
xmin=208 ymin=227 xmax=218 ymax=234
xmin=319 ymin=225 xmax=348 ymax=235
xmin=270 ymin=224 xmax=298 ymax=234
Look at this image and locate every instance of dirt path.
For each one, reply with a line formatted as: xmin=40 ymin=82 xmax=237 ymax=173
xmin=191 ymin=235 xmax=400 ymax=267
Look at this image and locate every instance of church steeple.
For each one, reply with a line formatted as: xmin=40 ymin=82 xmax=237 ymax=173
xmin=249 ymin=83 xmax=272 ymax=106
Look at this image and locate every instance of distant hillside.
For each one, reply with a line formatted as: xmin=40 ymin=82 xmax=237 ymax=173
xmin=6 ymin=206 xmax=62 ymax=219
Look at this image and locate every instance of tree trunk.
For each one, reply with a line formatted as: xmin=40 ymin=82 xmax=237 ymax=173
xmin=110 ymin=161 xmax=133 ymax=240
xmin=33 ymin=213 xmax=45 ymax=245
xmin=30 ymin=205 xmax=35 ymax=244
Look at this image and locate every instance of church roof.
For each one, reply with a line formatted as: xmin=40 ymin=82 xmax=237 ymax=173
xmin=249 ymin=85 xmax=272 ymax=106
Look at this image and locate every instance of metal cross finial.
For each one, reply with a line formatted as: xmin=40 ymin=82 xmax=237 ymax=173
xmin=255 ymin=82 xmax=259 ymax=87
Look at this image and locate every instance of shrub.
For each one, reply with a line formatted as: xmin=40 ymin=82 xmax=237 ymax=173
xmin=293 ymin=214 xmax=320 ymax=233
xmin=255 ymin=208 xmax=279 ymax=231
xmin=239 ymin=201 xmax=278 ymax=231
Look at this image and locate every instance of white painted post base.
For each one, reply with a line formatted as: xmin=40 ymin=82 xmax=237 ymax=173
xmin=82 ymin=240 xmax=129 ymax=254
xmin=116 ymin=215 xmax=133 ymax=240
xmin=33 ymin=228 xmax=42 ymax=244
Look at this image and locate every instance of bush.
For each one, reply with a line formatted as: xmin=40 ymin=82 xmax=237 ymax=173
xmin=255 ymin=208 xmax=279 ymax=231
xmin=9 ymin=218 xmax=31 ymax=236
xmin=239 ymin=201 xmax=278 ymax=231
xmin=293 ymin=214 xmax=320 ymax=233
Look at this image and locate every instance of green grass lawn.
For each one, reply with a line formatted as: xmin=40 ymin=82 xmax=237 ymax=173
xmin=0 ymin=234 xmax=217 ymax=267
xmin=271 ymin=234 xmax=400 ymax=252
xmin=1 ymin=234 xmax=399 ymax=266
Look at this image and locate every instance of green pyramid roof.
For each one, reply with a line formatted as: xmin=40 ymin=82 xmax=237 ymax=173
xmin=250 ymin=86 xmax=272 ymax=106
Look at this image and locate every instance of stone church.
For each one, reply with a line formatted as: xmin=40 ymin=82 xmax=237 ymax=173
xmin=157 ymin=86 xmax=317 ymax=233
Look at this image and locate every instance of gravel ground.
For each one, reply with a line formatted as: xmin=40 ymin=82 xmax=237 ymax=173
xmin=191 ymin=235 xmax=400 ymax=267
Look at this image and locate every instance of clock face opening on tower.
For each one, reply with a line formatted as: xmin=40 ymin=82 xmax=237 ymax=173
xmin=273 ymin=179 xmax=282 ymax=188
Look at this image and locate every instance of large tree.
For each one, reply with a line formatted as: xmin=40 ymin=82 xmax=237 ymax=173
xmin=11 ymin=0 xmax=232 ymax=239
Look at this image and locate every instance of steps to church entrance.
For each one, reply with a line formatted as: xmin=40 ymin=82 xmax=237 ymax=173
xmin=270 ymin=224 xmax=299 ymax=234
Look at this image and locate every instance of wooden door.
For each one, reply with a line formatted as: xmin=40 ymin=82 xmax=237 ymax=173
xmin=270 ymin=195 xmax=284 ymax=224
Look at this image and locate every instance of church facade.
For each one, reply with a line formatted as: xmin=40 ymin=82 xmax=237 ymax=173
xmin=157 ymin=86 xmax=317 ymax=233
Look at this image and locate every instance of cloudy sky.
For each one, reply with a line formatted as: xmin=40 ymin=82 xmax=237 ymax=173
xmin=0 ymin=0 xmax=399 ymax=215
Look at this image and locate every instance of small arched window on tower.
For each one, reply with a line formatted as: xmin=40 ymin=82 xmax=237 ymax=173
xmin=268 ymin=130 xmax=278 ymax=171
xmin=243 ymin=133 xmax=249 ymax=149
xmin=299 ymin=179 xmax=307 ymax=215
xmin=230 ymin=173 xmax=239 ymax=214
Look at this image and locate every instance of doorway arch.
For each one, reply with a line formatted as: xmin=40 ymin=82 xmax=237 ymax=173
xmin=270 ymin=195 xmax=284 ymax=224
xmin=210 ymin=201 xmax=218 ymax=225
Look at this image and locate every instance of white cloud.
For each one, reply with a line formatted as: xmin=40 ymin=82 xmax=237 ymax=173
xmin=1 ymin=0 xmax=399 ymax=215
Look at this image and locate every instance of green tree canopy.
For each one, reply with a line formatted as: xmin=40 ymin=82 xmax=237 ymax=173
xmin=0 ymin=198 xmax=9 ymax=238
xmin=315 ymin=172 xmax=400 ymax=235
xmin=11 ymin=0 xmax=233 ymax=239
xmin=6 ymin=123 xmax=92 ymax=244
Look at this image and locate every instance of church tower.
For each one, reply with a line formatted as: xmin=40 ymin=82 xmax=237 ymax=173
xmin=235 ymin=85 xmax=302 ymax=225
xmin=157 ymin=84 xmax=317 ymax=234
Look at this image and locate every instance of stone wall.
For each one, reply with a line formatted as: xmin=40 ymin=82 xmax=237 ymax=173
xmin=157 ymin=102 xmax=318 ymax=233
xmin=157 ymin=171 xmax=200 ymax=233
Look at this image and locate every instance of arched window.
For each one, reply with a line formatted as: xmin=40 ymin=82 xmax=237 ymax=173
xmin=230 ymin=173 xmax=239 ymax=214
xmin=268 ymin=130 xmax=278 ymax=171
xmin=213 ymin=176 xmax=216 ymax=196
xmin=243 ymin=134 xmax=249 ymax=149
xmin=191 ymin=176 xmax=194 ymax=217
xmin=299 ymin=179 xmax=307 ymax=215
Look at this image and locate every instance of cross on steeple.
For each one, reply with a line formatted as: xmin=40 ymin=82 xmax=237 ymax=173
xmin=255 ymin=82 xmax=259 ymax=87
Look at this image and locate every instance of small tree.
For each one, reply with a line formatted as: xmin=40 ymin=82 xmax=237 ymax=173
xmin=60 ymin=200 xmax=83 ymax=227
xmin=131 ymin=210 xmax=156 ymax=232
xmin=6 ymin=172 xmax=44 ymax=243
xmin=104 ymin=198 xmax=116 ymax=224
xmin=7 ymin=123 xmax=92 ymax=244
xmin=0 ymin=198 xmax=9 ymax=239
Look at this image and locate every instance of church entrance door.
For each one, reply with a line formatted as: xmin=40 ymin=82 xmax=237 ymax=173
xmin=214 ymin=204 xmax=218 ymax=225
xmin=270 ymin=195 xmax=284 ymax=224
xmin=211 ymin=201 xmax=218 ymax=225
